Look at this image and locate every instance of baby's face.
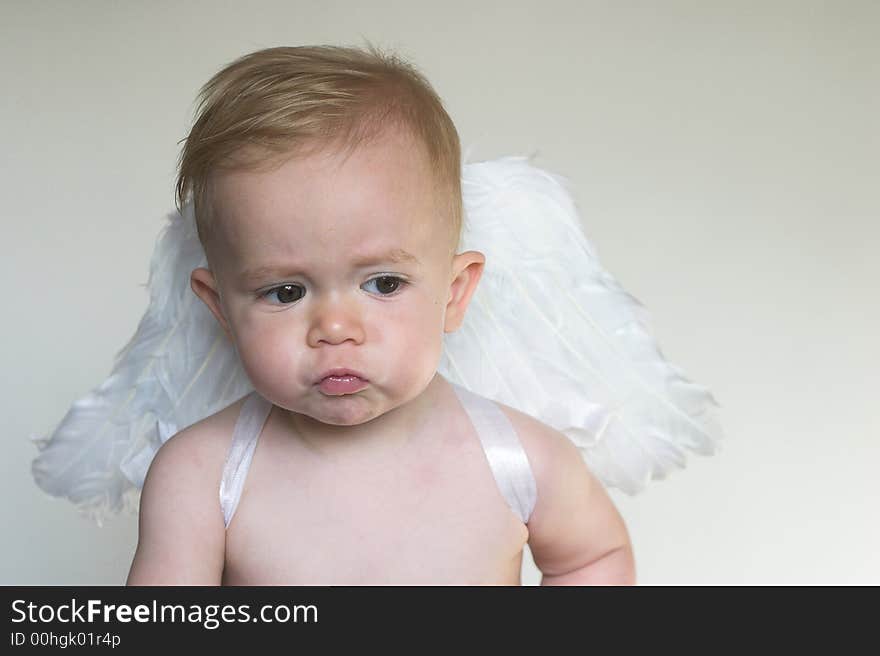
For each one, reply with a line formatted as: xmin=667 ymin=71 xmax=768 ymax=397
xmin=192 ymin=129 xmax=481 ymax=427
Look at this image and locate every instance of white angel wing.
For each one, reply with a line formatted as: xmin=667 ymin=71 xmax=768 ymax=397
xmin=438 ymin=155 xmax=723 ymax=494
xmin=30 ymin=203 xmax=253 ymax=525
xmin=30 ymin=155 xmax=723 ymax=525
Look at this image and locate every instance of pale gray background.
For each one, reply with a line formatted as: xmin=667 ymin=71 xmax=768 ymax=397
xmin=3 ymin=0 xmax=877 ymax=584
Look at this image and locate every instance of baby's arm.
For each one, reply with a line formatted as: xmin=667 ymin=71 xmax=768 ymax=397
xmin=126 ymin=426 xmax=226 ymax=585
xmin=508 ymin=409 xmax=636 ymax=585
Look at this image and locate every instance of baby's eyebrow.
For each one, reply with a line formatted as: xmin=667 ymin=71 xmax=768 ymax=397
xmin=241 ymin=248 xmax=419 ymax=282
xmin=353 ymin=248 xmax=419 ymax=266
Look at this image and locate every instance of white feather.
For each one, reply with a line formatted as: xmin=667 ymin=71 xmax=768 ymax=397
xmin=30 ymin=155 xmax=723 ymax=525
xmin=440 ymin=156 xmax=722 ymax=494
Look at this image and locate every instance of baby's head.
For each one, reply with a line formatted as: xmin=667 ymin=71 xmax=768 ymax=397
xmin=176 ymin=44 xmax=484 ymax=427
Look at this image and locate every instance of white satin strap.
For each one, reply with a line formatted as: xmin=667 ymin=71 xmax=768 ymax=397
xmin=219 ymin=391 xmax=272 ymax=528
xmin=450 ymin=383 xmax=537 ymax=524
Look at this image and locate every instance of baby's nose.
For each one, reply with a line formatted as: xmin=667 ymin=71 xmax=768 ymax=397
xmin=306 ymin=297 xmax=366 ymax=347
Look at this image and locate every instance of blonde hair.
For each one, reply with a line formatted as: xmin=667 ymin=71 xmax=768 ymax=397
xmin=175 ymin=43 xmax=463 ymax=262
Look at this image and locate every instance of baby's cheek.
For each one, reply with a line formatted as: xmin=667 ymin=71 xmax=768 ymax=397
xmin=236 ymin=326 xmax=306 ymax=387
xmin=406 ymin=310 xmax=445 ymax=369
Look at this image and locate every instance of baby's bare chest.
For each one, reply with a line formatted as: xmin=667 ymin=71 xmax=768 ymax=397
xmin=222 ymin=432 xmax=528 ymax=585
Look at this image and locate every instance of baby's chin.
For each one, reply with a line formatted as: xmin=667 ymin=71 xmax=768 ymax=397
xmin=309 ymin=408 xmax=379 ymax=427
xmin=264 ymin=372 xmax=438 ymax=428
xmin=296 ymin=392 xmax=393 ymax=427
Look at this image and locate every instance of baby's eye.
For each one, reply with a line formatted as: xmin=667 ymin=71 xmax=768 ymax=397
xmin=261 ymin=284 xmax=305 ymax=305
xmin=362 ymin=275 xmax=407 ymax=296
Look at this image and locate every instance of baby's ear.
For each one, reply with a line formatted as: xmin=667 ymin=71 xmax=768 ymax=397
xmin=443 ymin=251 xmax=485 ymax=333
xmin=190 ymin=268 xmax=233 ymax=341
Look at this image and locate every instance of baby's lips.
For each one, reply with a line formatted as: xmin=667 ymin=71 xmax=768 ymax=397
xmin=314 ymin=368 xmax=368 ymax=383
xmin=317 ymin=374 xmax=369 ymax=395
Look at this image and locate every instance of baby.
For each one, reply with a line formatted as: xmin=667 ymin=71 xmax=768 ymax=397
xmin=126 ymin=44 xmax=635 ymax=585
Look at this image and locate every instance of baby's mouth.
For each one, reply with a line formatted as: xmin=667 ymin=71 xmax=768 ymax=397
xmin=317 ymin=375 xmax=369 ymax=396
xmin=315 ymin=368 xmax=369 ymax=395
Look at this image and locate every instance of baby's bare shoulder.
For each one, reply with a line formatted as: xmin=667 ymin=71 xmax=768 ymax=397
xmin=492 ymin=401 xmax=582 ymax=479
xmin=151 ymin=395 xmax=246 ymax=481
xmin=127 ymin=395 xmax=247 ymax=585
xmin=493 ymin=401 xmax=631 ymax=578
